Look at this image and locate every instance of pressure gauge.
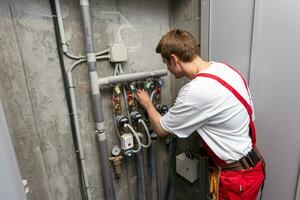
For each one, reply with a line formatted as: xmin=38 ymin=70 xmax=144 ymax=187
xmin=111 ymin=146 xmax=121 ymax=156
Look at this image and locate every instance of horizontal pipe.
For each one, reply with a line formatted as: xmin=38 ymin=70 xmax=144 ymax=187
xmin=98 ymin=70 xmax=168 ymax=86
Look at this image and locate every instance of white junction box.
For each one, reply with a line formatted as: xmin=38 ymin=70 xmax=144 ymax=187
xmin=176 ymin=152 xmax=199 ymax=183
xmin=109 ymin=44 xmax=127 ymax=62
xmin=121 ymin=133 xmax=133 ymax=150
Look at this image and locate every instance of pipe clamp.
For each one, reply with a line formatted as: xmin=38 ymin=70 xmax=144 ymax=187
xmin=87 ymin=53 xmax=96 ymax=62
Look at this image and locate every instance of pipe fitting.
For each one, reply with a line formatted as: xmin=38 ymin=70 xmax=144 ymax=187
xmin=160 ymin=105 xmax=169 ymax=116
xmin=109 ymin=155 xmax=124 ymax=179
xmin=116 ymin=115 xmax=129 ymax=128
xmin=123 ymin=149 xmax=133 ymax=157
xmin=130 ymin=111 xmax=143 ymax=123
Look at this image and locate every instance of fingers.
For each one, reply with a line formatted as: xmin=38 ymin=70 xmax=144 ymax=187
xmin=136 ymin=89 xmax=146 ymax=98
xmin=137 ymin=89 xmax=146 ymax=93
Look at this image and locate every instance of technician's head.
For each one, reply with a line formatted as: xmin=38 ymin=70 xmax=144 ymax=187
xmin=156 ymin=29 xmax=199 ymax=78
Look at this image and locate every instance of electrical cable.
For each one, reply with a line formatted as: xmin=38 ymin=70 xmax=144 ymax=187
xmin=49 ymin=0 xmax=87 ymax=199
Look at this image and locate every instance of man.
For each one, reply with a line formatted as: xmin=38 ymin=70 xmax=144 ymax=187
xmin=136 ymin=29 xmax=265 ymax=200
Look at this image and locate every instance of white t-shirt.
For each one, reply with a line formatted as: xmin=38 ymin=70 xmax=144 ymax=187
xmin=160 ymin=62 xmax=253 ymax=163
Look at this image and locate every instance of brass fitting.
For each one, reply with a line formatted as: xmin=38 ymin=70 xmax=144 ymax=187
xmin=109 ymin=155 xmax=124 ymax=179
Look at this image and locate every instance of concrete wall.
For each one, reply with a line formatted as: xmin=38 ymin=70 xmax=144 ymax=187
xmin=170 ymin=1 xmax=207 ymax=200
xmin=0 ymin=0 xmax=172 ymax=200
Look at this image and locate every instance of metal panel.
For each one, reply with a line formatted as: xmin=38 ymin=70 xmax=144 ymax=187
xmin=200 ymin=0 xmax=210 ymax=61
xmin=0 ymin=100 xmax=27 ymax=200
xmin=249 ymin=0 xmax=300 ymax=199
xmin=209 ymin=0 xmax=255 ymax=80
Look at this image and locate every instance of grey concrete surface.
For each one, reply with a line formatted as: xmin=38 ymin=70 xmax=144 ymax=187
xmin=0 ymin=0 xmax=174 ymax=200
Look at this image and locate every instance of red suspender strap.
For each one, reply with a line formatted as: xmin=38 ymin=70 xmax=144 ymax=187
xmin=194 ymin=73 xmax=256 ymax=147
xmin=221 ymin=62 xmax=250 ymax=96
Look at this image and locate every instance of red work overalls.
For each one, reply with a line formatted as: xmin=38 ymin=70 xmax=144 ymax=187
xmin=194 ymin=63 xmax=265 ymax=200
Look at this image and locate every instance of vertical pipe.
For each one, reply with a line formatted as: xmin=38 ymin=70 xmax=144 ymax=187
xmin=54 ymin=0 xmax=68 ymax=53
xmin=163 ymin=137 xmax=176 ymax=200
xmin=146 ymin=146 xmax=153 ymax=200
xmin=154 ymin=142 xmax=161 ymax=200
xmin=67 ymin=72 xmax=92 ymax=200
xmin=135 ymin=152 xmax=144 ymax=200
xmin=79 ymin=1 xmax=116 ymax=200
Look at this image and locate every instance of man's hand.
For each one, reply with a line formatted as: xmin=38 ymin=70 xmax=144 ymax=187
xmin=136 ymin=89 xmax=170 ymax=137
xmin=136 ymin=89 xmax=152 ymax=110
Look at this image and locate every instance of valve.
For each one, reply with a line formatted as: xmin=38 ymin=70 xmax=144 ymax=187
xmin=135 ymin=81 xmax=144 ymax=90
xmin=123 ymin=149 xmax=133 ymax=157
xmin=130 ymin=111 xmax=143 ymax=123
xmin=160 ymin=105 xmax=169 ymax=115
xmin=129 ymin=83 xmax=137 ymax=93
xmin=112 ymin=95 xmax=121 ymax=115
xmin=116 ymin=115 xmax=129 ymax=128
xmin=144 ymin=81 xmax=154 ymax=90
xmin=155 ymin=103 xmax=161 ymax=111
xmin=154 ymin=78 xmax=164 ymax=88
xmin=109 ymin=155 xmax=124 ymax=179
xmin=113 ymin=85 xmax=121 ymax=95
xmin=126 ymin=91 xmax=138 ymax=111
xmin=150 ymin=129 xmax=158 ymax=140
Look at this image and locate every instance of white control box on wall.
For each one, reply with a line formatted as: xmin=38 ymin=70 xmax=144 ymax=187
xmin=176 ymin=152 xmax=199 ymax=183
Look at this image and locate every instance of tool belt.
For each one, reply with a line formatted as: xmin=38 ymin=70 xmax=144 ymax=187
xmin=207 ymin=147 xmax=264 ymax=200
xmin=221 ymin=147 xmax=261 ymax=171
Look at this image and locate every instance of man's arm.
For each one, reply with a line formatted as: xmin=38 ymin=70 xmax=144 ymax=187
xmin=136 ymin=89 xmax=170 ymax=137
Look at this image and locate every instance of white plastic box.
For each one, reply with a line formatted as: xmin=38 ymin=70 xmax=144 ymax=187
xmin=121 ymin=133 xmax=133 ymax=150
xmin=176 ymin=152 xmax=199 ymax=183
xmin=109 ymin=44 xmax=127 ymax=62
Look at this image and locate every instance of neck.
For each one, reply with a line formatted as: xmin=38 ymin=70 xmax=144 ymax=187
xmin=182 ymin=56 xmax=212 ymax=79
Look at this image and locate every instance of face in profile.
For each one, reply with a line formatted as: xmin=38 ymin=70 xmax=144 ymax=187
xmin=162 ymin=56 xmax=183 ymax=79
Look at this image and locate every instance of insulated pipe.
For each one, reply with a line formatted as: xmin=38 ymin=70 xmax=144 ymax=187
xmin=79 ymin=1 xmax=116 ymax=200
xmin=49 ymin=0 xmax=88 ymax=199
xmin=163 ymin=137 xmax=176 ymax=200
xmin=67 ymin=72 xmax=92 ymax=199
xmin=66 ymin=55 xmax=110 ymax=200
xmin=136 ymin=152 xmax=144 ymax=200
xmin=146 ymin=145 xmax=153 ymax=200
xmin=98 ymin=70 xmax=168 ymax=86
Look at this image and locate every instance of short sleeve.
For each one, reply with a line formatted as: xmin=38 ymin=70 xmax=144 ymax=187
xmin=160 ymin=84 xmax=210 ymax=138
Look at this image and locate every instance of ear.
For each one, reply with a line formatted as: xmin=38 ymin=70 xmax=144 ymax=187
xmin=170 ymin=54 xmax=179 ymax=64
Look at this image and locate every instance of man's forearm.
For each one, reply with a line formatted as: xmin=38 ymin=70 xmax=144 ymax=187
xmin=144 ymin=103 xmax=170 ymax=137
